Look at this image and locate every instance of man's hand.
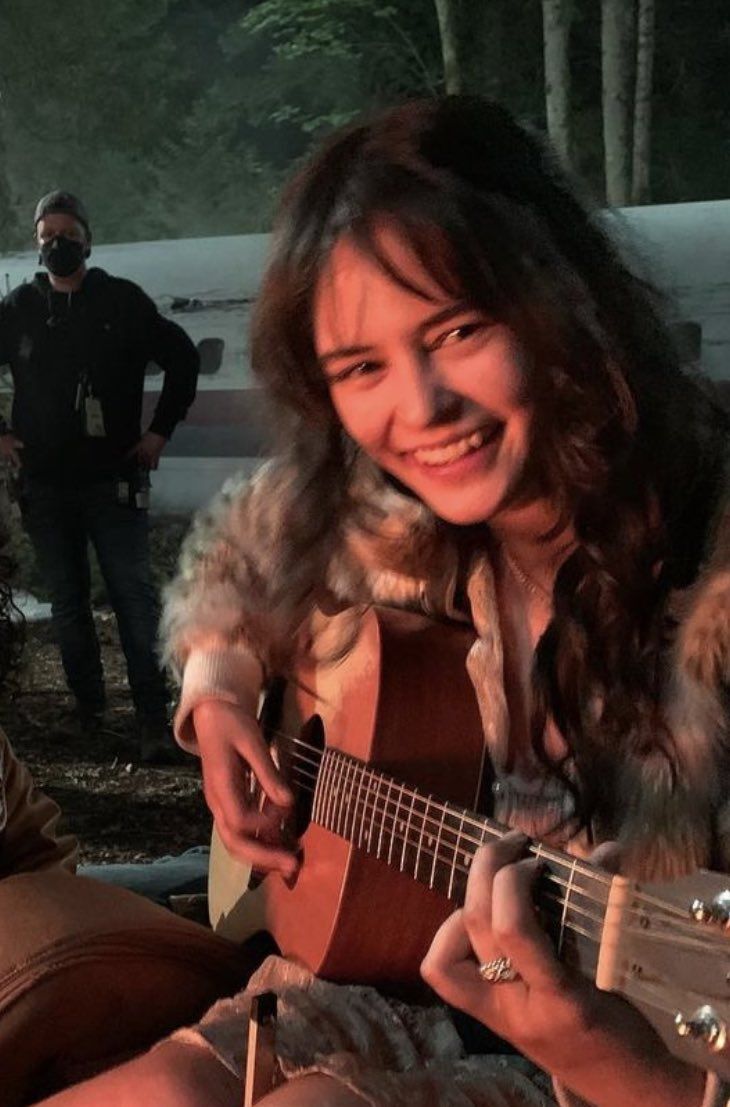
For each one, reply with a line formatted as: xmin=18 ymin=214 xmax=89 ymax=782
xmin=127 ymin=431 xmax=167 ymax=469
xmin=0 ymin=433 xmax=24 ymax=469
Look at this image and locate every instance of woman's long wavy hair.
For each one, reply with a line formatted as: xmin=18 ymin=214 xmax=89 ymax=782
xmin=251 ymin=96 xmax=728 ymax=830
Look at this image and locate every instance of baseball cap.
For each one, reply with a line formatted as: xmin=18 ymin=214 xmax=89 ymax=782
xmin=33 ymin=191 xmax=90 ymax=234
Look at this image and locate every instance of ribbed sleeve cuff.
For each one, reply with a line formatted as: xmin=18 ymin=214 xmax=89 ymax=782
xmin=174 ymin=646 xmax=263 ymax=752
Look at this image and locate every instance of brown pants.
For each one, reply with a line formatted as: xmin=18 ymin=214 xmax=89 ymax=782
xmin=0 ymin=871 xmax=254 ymax=1106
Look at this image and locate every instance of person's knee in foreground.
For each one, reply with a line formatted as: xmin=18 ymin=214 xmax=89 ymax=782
xmin=37 ymin=95 xmax=730 ymax=1105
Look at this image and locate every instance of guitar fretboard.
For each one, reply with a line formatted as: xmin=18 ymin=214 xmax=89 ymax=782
xmin=309 ymin=745 xmax=603 ymax=925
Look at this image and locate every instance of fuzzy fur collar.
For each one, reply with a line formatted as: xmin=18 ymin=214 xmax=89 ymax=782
xmin=334 ymin=459 xmax=730 ymax=878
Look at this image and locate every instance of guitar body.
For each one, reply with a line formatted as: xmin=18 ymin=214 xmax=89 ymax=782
xmin=209 ymin=607 xmax=485 ymax=984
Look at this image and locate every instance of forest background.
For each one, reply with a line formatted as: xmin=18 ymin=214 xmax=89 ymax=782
xmin=0 ymin=0 xmax=728 ymax=253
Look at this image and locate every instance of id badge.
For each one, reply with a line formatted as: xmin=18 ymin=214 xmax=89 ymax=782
xmin=84 ymin=395 xmax=106 ymax=437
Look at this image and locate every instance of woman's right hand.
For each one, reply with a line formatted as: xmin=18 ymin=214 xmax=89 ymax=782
xmin=192 ymin=699 xmax=297 ymax=877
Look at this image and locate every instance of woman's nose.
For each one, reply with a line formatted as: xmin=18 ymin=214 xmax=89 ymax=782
xmin=395 ymin=356 xmax=461 ymax=428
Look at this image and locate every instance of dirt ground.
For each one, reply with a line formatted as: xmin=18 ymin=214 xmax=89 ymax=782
xmin=0 ymin=613 xmax=212 ymax=866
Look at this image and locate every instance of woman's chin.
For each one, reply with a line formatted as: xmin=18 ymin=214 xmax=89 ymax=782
xmin=416 ymin=484 xmax=510 ymax=527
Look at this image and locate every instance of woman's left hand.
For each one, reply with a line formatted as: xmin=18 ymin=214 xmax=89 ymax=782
xmin=420 ymin=831 xmax=706 ymax=1107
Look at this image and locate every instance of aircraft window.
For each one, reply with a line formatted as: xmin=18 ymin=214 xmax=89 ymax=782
xmin=198 ymin=338 xmax=225 ymax=376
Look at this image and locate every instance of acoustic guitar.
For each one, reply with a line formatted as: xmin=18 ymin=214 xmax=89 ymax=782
xmin=208 ymin=607 xmax=730 ymax=1079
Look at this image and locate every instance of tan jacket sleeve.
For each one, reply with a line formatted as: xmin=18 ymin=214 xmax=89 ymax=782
xmin=0 ymin=728 xmax=78 ymax=877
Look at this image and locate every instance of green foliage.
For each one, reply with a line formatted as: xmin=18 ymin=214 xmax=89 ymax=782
xmin=0 ymin=0 xmax=726 ymax=251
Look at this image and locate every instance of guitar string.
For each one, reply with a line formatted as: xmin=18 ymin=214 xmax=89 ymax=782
xmin=256 ymin=720 xmax=723 ymax=943
xmin=279 ymin=767 xmax=729 ymax=1031
xmin=331 ymin=753 xmax=722 ymax=939
xmin=281 ymin=759 xmax=725 ymax=954
xmin=274 ymin=730 xmax=711 ymax=922
xmin=271 ymin=728 xmax=612 ymax=888
xmin=274 ymin=743 xmax=713 ymax=943
xmin=276 ymin=740 xmax=715 ymax=938
xmin=255 ymin=753 xmax=730 ymax=1021
xmin=272 ymin=727 xmax=724 ymax=932
xmin=276 ymin=727 xmax=614 ymax=895
xmin=253 ymin=752 xmax=726 ymax=1027
xmin=284 ymin=758 xmax=603 ymax=912
xmin=336 ymin=761 xmax=728 ymax=950
xmin=278 ymin=762 xmax=607 ymax=954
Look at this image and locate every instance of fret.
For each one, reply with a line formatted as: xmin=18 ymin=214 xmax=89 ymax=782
xmin=359 ymin=767 xmax=375 ymax=851
xmin=350 ymin=760 xmax=366 ymax=845
xmin=460 ymin=805 xmax=476 ymax=872
xmin=388 ymin=783 xmax=405 ymax=867
xmin=354 ymin=761 xmax=365 ymax=845
xmin=558 ymin=856 xmax=579 ymax=959
xmin=413 ymin=795 xmax=431 ymax=883
xmin=314 ymin=747 xmax=332 ymax=828
xmin=447 ymin=810 xmax=465 ymax=903
xmin=400 ymin=788 xmax=417 ymax=873
xmin=367 ymin=768 xmax=383 ymax=853
xmin=338 ymin=757 xmax=355 ymax=840
xmin=346 ymin=758 xmax=360 ymax=843
xmin=429 ymin=802 xmax=447 ymax=891
xmin=325 ymin=750 xmax=343 ymax=834
xmin=322 ymin=749 xmax=337 ymax=832
xmin=377 ymin=777 xmax=394 ymax=862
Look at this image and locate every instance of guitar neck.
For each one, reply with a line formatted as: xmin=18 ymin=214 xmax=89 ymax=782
xmin=310 ymin=744 xmax=609 ymax=938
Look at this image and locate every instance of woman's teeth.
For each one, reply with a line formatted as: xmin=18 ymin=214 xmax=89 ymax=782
xmin=413 ymin=429 xmax=486 ymax=467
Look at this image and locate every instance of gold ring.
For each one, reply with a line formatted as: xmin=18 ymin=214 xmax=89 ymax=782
xmin=477 ymin=956 xmax=520 ymax=984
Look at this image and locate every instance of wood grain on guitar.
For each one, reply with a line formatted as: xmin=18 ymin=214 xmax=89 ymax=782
xmin=208 ymin=607 xmax=730 ymax=1080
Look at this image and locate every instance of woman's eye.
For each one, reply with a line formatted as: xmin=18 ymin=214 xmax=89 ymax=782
xmin=429 ymin=321 xmax=486 ymax=351
xmin=327 ymin=360 xmax=381 ymax=386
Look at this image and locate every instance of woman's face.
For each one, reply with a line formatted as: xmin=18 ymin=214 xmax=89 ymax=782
xmin=314 ymin=228 xmax=533 ymax=526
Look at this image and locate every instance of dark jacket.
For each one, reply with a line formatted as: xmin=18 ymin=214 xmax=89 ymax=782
xmin=0 ymin=268 xmax=199 ymax=482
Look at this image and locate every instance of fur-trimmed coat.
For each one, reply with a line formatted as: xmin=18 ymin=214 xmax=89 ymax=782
xmin=162 ymin=455 xmax=730 ymax=883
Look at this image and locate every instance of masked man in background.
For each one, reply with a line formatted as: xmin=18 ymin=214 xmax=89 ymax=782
xmin=0 ymin=191 xmax=199 ymax=762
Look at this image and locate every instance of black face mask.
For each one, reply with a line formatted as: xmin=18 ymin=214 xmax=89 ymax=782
xmin=40 ymin=236 xmax=87 ymax=278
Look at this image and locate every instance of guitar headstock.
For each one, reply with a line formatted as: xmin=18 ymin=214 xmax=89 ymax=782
xmin=597 ymin=869 xmax=730 ymax=1079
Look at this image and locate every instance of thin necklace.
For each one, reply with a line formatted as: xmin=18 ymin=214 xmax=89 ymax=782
xmin=502 ymin=547 xmax=553 ymax=604
xmin=502 ymin=535 xmax=576 ymax=606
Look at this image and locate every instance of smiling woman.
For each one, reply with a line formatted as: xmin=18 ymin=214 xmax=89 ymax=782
xmin=40 ymin=95 xmax=730 ymax=1107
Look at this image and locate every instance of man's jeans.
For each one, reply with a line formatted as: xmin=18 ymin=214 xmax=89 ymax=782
xmin=80 ymin=846 xmax=210 ymax=906
xmin=22 ymin=479 xmax=168 ymax=720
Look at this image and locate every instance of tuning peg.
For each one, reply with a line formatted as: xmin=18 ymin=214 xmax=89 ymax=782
xmin=689 ymin=889 xmax=730 ymax=927
xmin=675 ymin=1005 xmax=728 ymax=1052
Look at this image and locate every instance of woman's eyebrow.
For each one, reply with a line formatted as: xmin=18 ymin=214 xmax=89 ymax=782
xmin=416 ymin=301 xmax=471 ymax=335
xmin=318 ymin=343 xmax=374 ymax=368
xmin=318 ymin=302 xmax=473 ymax=366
